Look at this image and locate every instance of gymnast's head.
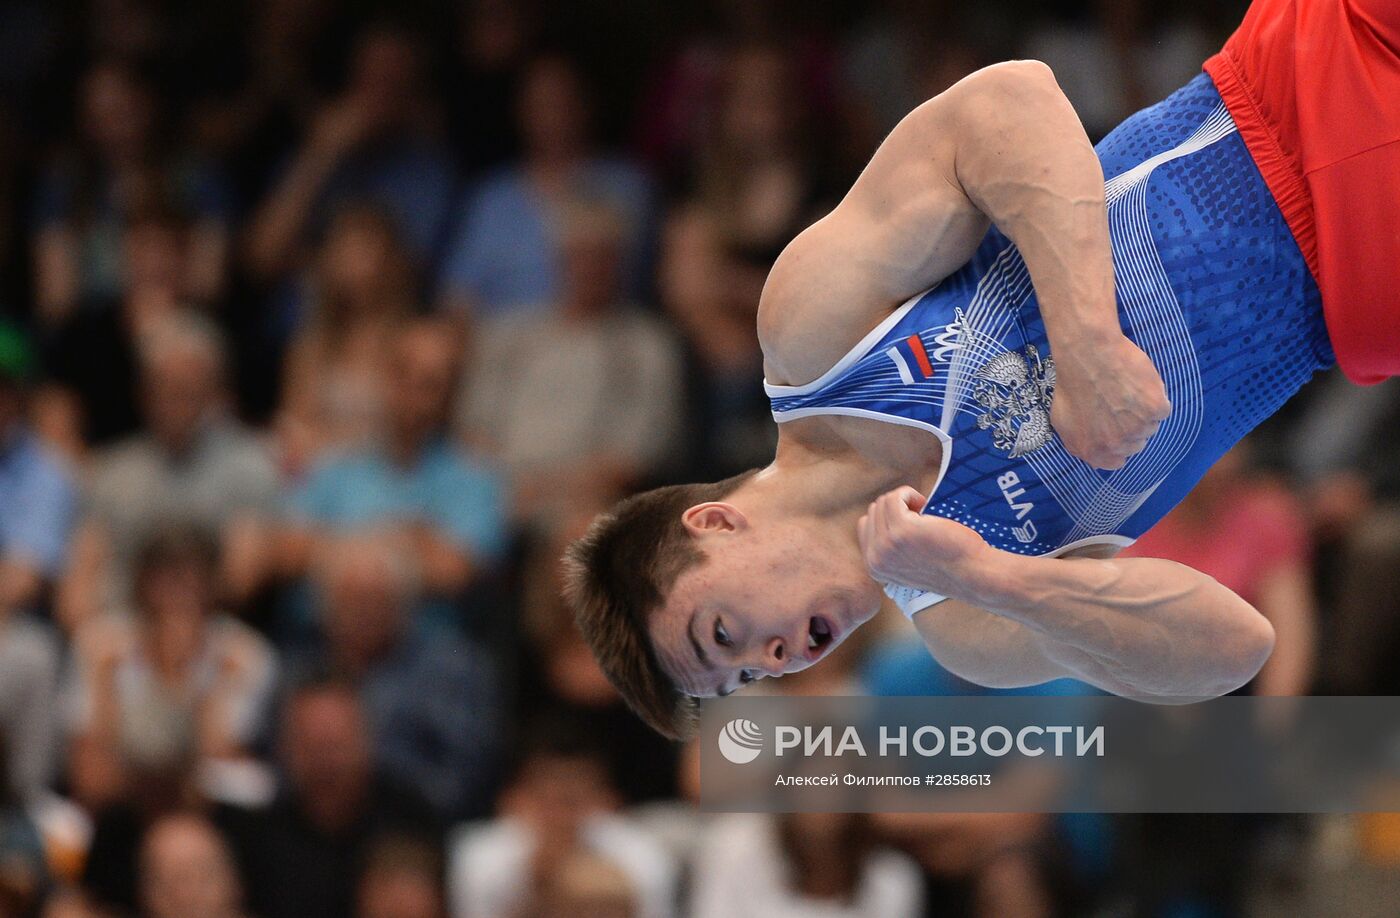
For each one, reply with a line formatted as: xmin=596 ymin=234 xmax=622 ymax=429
xmin=563 ymin=470 xmax=884 ymax=739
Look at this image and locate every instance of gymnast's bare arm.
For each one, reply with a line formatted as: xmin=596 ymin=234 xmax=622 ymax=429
xmin=759 ymin=60 xmax=1170 ymax=470
xmin=860 ymin=488 xmax=1277 ymax=701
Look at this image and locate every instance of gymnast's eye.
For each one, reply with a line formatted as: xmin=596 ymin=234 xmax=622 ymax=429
xmin=739 ymin=670 xmax=756 ymax=685
xmin=714 ymin=619 xmax=733 ymax=648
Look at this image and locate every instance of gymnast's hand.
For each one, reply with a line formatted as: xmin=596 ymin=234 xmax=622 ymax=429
xmin=1050 ymin=332 xmax=1171 ymax=470
xmin=858 ymin=487 xmax=995 ymax=601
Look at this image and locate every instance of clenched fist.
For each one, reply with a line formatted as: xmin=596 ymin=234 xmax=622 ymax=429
xmin=1050 ymin=333 xmax=1171 ymax=470
xmin=857 ymin=487 xmax=994 ymax=601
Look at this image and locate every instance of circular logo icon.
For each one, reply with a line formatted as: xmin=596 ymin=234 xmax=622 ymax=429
xmin=718 ymin=718 xmax=764 ymax=764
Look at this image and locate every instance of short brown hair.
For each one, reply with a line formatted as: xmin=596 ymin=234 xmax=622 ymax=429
xmin=562 ymin=470 xmax=758 ymax=740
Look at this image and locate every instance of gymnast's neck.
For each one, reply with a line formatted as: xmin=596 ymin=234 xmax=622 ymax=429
xmin=737 ymin=418 xmax=943 ymax=521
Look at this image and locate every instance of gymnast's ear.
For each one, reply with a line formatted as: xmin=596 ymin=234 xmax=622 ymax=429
xmin=681 ymin=502 xmax=748 ymax=535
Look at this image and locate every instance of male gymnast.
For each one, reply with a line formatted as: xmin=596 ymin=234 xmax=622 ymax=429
xmin=565 ymin=0 xmax=1400 ymax=737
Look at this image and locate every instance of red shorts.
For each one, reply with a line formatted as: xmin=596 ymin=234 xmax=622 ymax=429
xmin=1205 ymin=0 xmax=1400 ymax=384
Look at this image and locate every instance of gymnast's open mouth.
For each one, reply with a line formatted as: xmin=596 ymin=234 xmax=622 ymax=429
xmin=805 ymin=615 xmax=836 ymax=661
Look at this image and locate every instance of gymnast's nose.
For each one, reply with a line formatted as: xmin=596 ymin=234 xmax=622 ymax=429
xmin=757 ymin=635 xmax=788 ymax=676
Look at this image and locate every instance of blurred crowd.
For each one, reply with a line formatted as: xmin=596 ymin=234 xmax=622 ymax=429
xmin=0 ymin=0 xmax=1397 ymax=916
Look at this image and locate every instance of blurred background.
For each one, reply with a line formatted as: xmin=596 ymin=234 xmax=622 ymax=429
xmin=0 ymin=0 xmax=1397 ymax=915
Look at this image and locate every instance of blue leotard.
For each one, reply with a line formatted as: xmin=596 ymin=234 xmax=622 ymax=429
xmin=764 ymin=73 xmax=1334 ymax=616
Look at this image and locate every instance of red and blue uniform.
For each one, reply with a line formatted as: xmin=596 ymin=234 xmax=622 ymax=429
xmin=1207 ymin=0 xmax=1400 ymax=383
xmin=767 ymin=1 xmax=1400 ymax=615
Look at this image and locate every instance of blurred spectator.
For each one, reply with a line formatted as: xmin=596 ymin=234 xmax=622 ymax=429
xmin=225 ymin=676 xmax=440 ymax=918
xmin=1125 ymin=444 xmax=1317 ymax=695
xmin=0 ymin=733 xmax=49 ymax=916
xmin=458 ymin=199 xmax=682 ymax=525
xmin=280 ymin=320 xmax=506 ymax=618
xmin=515 ymin=519 xmax=677 ymax=803
xmin=688 ymin=44 xmax=831 ymax=259
xmin=0 ymin=324 xmax=70 ymax=802
xmin=138 ymin=812 xmax=247 ymax=918
xmin=840 ymin=3 xmax=994 ymax=173
xmin=436 ymin=53 xmax=652 ymax=318
xmin=1321 ymin=509 xmax=1400 ymax=693
xmin=446 ymin=0 xmax=537 ymax=174
xmin=356 ymin=833 xmax=446 ymax=918
xmin=78 ymin=749 xmax=205 ymax=914
xmin=65 ymin=525 xmax=277 ymax=806
xmin=59 ymin=313 xmax=278 ymax=630
xmin=32 ymin=59 xmax=231 ymax=325
xmin=448 ymin=721 xmax=677 ymax=918
xmin=39 ymin=205 xmax=196 ymax=450
xmin=869 ymin=810 xmax=1054 ymax=918
xmin=37 ymin=887 xmax=93 ymax=918
xmin=1021 ymin=0 xmax=1213 ymax=139
xmin=1282 ymin=373 xmax=1400 ymax=513
xmin=276 ymin=204 xmax=416 ymax=475
xmin=0 ymin=322 xmax=78 ymax=617
xmin=691 ymin=812 xmax=923 ymax=918
xmin=631 ymin=1 xmax=837 ymax=185
xmin=245 ymin=22 xmax=456 ymax=283
xmin=298 ymin=533 xmax=503 ymax=818
xmin=1273 ymin=374 xmax=1400 ymax=693
xmin=517 ymin=850 xmax=638 ymax=918
xmin=840 ymin=0 xmax=936 ymax=147
xmin=182 ymin=0 xmax=346 ymax=204
xmin=657 ymin=203 xmax=775 ymax=480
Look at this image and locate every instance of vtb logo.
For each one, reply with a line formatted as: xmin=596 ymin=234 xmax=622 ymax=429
xmin=717 ymin=719 xmax=764 ymax=764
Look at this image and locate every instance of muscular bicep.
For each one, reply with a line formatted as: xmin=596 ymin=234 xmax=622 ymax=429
xmin=759 ymin=64 xmax=1047 ymax=383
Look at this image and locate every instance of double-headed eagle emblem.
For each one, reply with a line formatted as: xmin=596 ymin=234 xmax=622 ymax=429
xmin=972 ymin=345 xmax=1056 ymax=457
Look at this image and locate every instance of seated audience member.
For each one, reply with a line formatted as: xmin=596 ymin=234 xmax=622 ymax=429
xmin=517 ymin=851 xmax=638 ymax=918
xmin=0 ymin=325 xmax=71 ymax=800
xmin=32 ymin=60 xmax=232 ymax=323
xmin=686 ymin=44 xmax=832 ymax=259
xmin=0 ymin=322 xmax=77 ymax=595
xmin=856 ymin=631 xmax=1094 ymax=916
xmin=516 ymin=518 xmax=677 ymax=803
xmin=1327 ymin=511 xmax=1400 ymax=693
xmin=1020 ymin=0 xmax=1213 ymax=141
xmin=138 ymin=812 xmax=248 ymax=918
xmin=445 ymin=0 xmax=535 ymax=174
xmin=1124 ymin=443 xmax=1317 ymax=695
xmin=39 ymin=206 xmax=204 ymax=451
xmin=1279 ymin=373 xmax=1400 ymax=692
xmin=276 ymin=204 xmax=416 ymax=475
xmin=657 ymin=204 xmax=775 ymax=481
xmin=78 ymin=753 xmax=208 ymax=914
xmin=868 ymin=810 xmax=1055 ymax=918
xmin=0 ymin=734 xmax=49 ymax=916
xmin=436 ymin=53 xmax=652 ymax=318
xmin=245 ymin=23 xmax=457 ymax=283
xmin=299 ymin=534 xmax=503 ymax=818
xmin=59 ymin=314 xmax=279 ymax=629
xmin=691 ymin=812 xmax=923 ymax=918
xmin=38 ymin=887 xmax=93 ymax=918
xmin=280 ymin=320 xmax=506 ymax=619
xmin=225 ymin=677 xmax=439 ymax=918
xmin=458 ymin=201 xmax=682 ymax=526
xmin=356 ymin=833 xmax=447 ymax=918
xmin=448 ymin=722 xmax=677 ymax=918
xmin=65 ymin=525 xmax=277 ymax=803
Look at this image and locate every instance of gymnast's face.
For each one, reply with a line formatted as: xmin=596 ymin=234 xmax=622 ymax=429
xmin=650 ymin=502 xmax=884 ymax=699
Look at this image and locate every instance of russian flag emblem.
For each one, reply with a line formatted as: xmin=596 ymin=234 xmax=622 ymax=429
xmin=885 ymin=334 xmax=935 ymax=384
